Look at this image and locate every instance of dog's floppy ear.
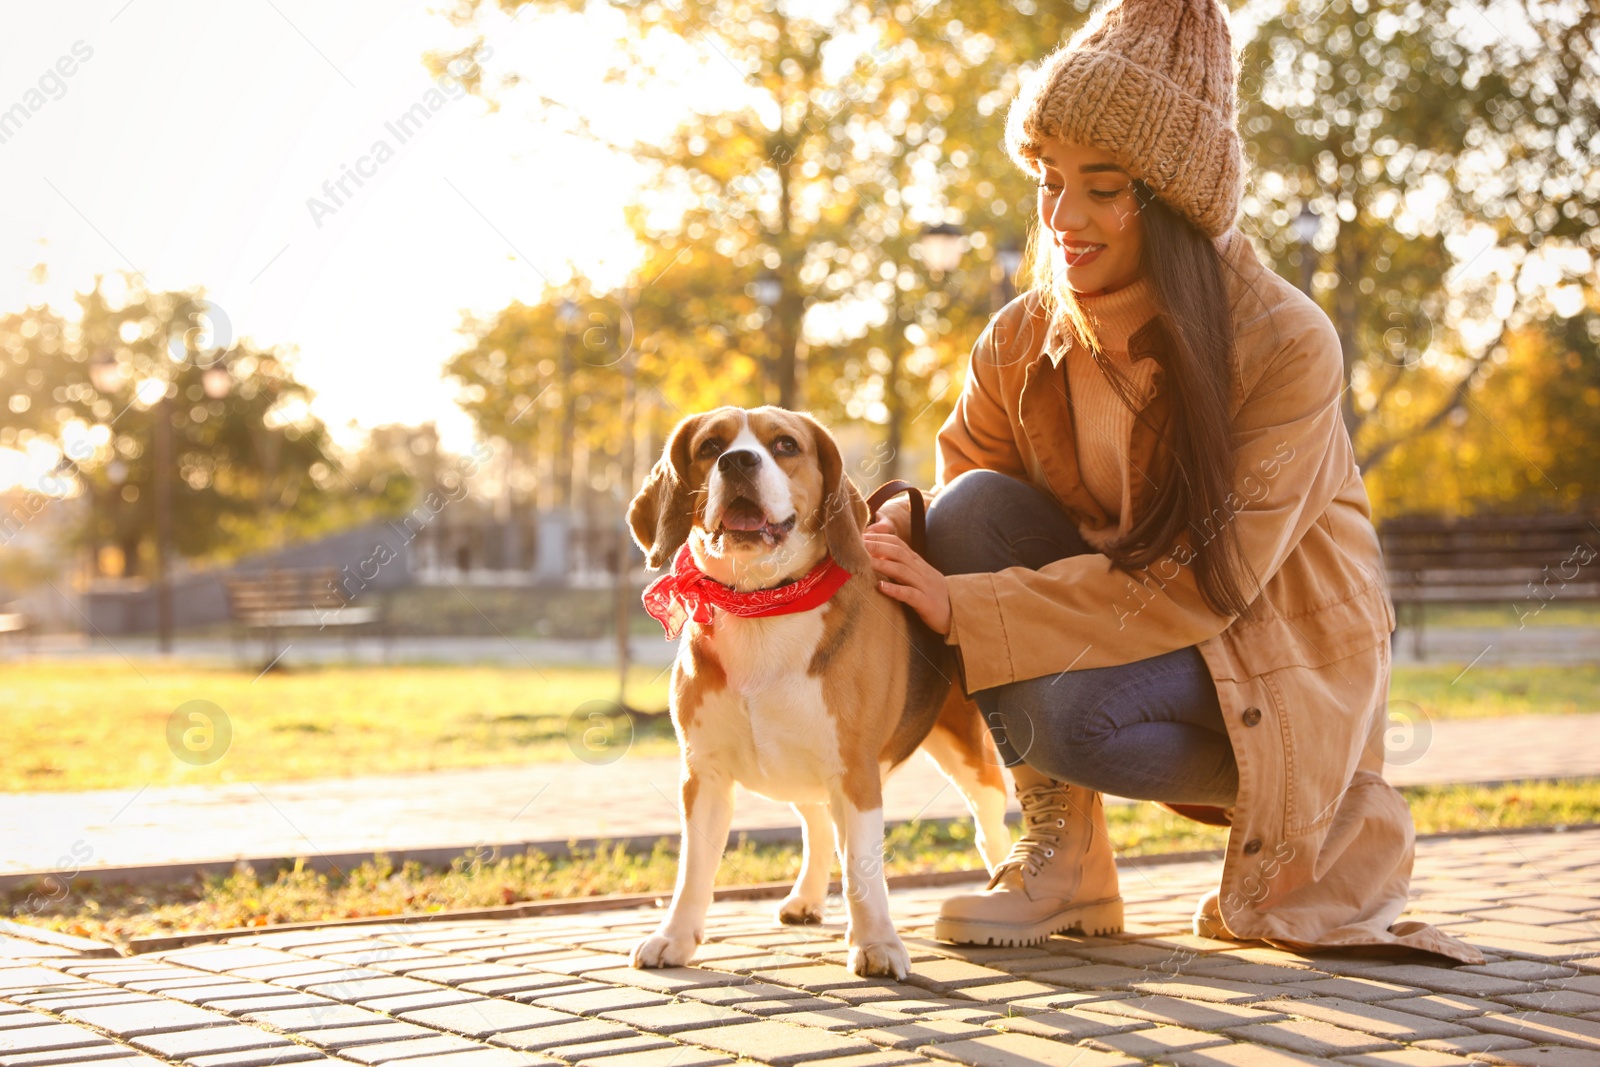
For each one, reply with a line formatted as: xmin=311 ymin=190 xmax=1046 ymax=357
xmin=796 ymin=412 xmax=872 ymax=576
xmin=628 ymin=413 xmax=703 ymax=570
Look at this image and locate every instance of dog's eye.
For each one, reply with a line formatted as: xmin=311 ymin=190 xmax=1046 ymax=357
xmin=772 ymin=436 xmax=799 ymax=457
xmin=696 ymin=438 xmax=723 ymax=459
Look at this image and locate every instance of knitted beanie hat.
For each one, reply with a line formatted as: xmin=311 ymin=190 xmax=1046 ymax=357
xmin=1005 ymin=0 xmax=1243 ymax=238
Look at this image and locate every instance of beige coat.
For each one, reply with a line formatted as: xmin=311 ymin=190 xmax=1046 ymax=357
xmin=880 ymin=228 xmax=1483 ymax=964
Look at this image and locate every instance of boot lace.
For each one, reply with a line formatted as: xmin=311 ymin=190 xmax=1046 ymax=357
xmin=988 ymin=782 xmax=1074 ymax=885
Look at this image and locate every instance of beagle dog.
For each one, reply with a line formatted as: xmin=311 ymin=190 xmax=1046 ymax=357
xmin=625 ymin=405 xmax=1010 ymax=978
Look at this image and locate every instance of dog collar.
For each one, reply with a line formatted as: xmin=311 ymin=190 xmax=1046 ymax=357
xmin=642 ymin=542 xmax=853 ymax=639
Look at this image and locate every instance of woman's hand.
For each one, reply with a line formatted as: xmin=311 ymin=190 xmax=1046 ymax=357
xmin=865 ymin=530 xmax=952 ymax=636
xmin=865 ymin=501 xmax=908 ymax=542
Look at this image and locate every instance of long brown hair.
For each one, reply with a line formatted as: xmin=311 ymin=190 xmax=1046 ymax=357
xmin=1027 ymin=180 xmax=1263 ymax=621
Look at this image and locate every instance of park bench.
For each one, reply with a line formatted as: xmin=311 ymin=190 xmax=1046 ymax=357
xmin=0 ymin=604 xmax=31 ymax=650
xmin=223 ymin=567 xmax=387 ymax=667
xmin=1378 ymin=512 xmax=1600 ymax=659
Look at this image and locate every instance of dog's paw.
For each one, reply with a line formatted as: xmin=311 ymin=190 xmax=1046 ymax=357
xmin=848 ymin=938 xmax=910 ymax=980
xmin=631 ymin=931 xmax=697 ymax=969
xmin=776 ymin=893 xmax=825 ymax=925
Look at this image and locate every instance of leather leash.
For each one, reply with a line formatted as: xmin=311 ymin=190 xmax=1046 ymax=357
xmin=865 ymin=479 xmax=928 ymax=558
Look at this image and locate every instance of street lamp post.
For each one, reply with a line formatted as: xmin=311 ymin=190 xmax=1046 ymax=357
xmin=994 ymin=242 xmax=1024 ymax=312
xmin=89 ymin=344 xmax=231 ymax=654
xmin=752 ymin=269 xmax=783 ymax=407
xmin=918 ymin=223 xmax=965 ymax=280
xmin=556 ymin=299 xmax=580 ymax=510
xmin=152 ymin=389 xmax=174 ymax=652
xmin=1294 ymin=204 xmax=1319 ymax=297
xmin=87 ymin=349 xmax=125 ymax=580
xmin=613 ymin=294 xmax=637 ymax=710
xmin=102 ymin=458 xmax=128 ymax=579
xmin=873 ymin=223 xmax=969 ymax=483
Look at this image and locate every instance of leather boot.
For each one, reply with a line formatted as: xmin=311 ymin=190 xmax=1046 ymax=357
xmin=1193 ymin=886 xmax=1228 ymax=939
xmin=1193 ymin=885 xmax=1253 ymax=941
xmin=934 ymin=762 xmax=1124 ymax=946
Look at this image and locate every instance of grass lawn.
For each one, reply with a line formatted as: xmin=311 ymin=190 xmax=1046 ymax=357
xmin=2 ymin=658 xmax=1595 ymax=792
xmin=1408 ymin=602 xmax=1600 ymax=629
xmin=1 ymin=660 xmax=675 ymax=792
xmin=1388 ymin=663 xmax=1600 ymax=719
xmin=12 ymin=778 xmax=1596 ymax=947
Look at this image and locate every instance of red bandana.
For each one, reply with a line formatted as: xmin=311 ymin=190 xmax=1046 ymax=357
xmin=642 ymin=542 xmax=853 ymax=639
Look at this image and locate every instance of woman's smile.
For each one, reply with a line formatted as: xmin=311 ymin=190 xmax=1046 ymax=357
xmin=1059 ymin=240 xmax=1107 ymax=267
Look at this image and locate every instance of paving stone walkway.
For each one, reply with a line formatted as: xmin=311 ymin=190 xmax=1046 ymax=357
xmin=5 ymin=714 xmax=1597 ymax=881
xmin=5 ymin=825 xmax=1600 ymax=1066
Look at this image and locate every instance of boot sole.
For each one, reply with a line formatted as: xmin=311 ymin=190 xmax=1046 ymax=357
xmin=933 ymin=896 xmax=1124 ymax=947
xmin=1193 ymin=912 xmax=1235 ymax=940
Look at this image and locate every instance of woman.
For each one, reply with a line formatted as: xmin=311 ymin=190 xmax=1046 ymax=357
xmin=864 ymin=0 xmax=1482 ymax=963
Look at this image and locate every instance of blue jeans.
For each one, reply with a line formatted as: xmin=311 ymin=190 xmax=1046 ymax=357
xmin=925 ymin=469 xmax=1240 ymax=806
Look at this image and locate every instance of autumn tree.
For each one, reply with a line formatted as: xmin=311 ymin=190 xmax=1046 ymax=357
xmin=430 ymin=0 xmax=1597 ymax=512
xmin=1234 ymin=0 xmax=1598 ymax=488
xmin=0 ymin=275 xmax=362 ymax=574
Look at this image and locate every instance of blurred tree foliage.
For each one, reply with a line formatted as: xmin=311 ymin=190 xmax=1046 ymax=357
xmin=434 ymin=0 xmax=1596 ymax=516
xmin=0 ymin=275 xmax=413 ymax=576
xmin=1235 ymin=0 xmax=1600 ymax=513
xmin=1363 ymin=316 xmax=1600 ymax=516
xmin=434 ymin=0 xmax=1067 ymax=489
xmin=352 ymin=423 xmax=447 ymax=504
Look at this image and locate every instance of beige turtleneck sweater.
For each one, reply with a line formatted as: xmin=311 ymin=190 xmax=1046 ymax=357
xmin=1062 ymin=276 xmax=1162 ymax=552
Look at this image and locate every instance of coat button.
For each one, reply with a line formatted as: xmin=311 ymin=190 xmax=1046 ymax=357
xmin=1242 ymin=706 xmax=1262 ymax=727
xmin=1243 ymin=838 xmax=1264 ymax=855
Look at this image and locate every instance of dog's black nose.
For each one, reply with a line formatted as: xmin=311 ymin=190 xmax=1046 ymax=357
xmin=717 ymin=449 xmax=761 ymax=473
